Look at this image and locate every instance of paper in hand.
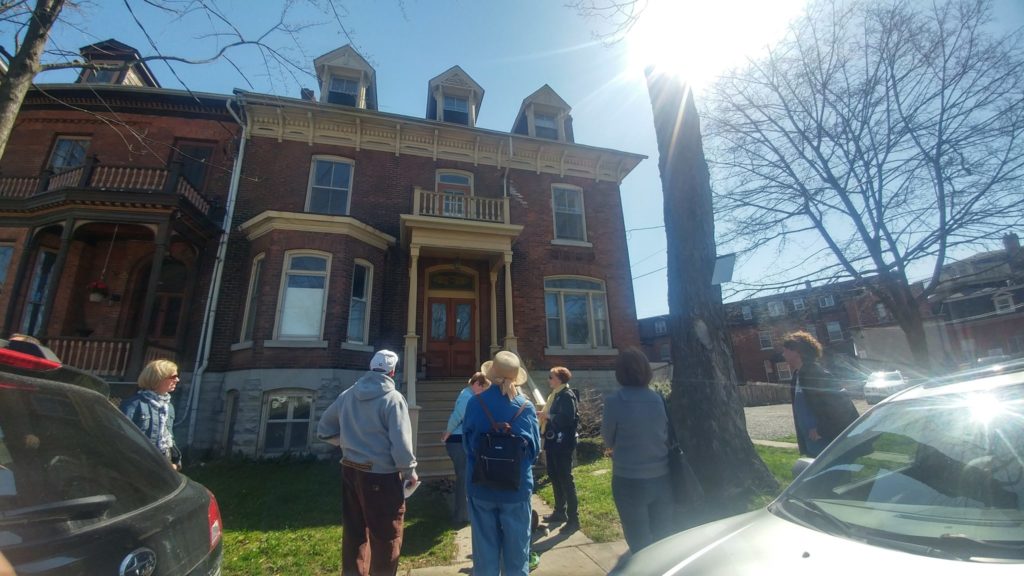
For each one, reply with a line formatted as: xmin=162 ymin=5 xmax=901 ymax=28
xmin=403 ymin=479 xmax=419 ymax=499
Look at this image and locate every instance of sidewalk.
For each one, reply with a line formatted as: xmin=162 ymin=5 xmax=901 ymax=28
xmin=409 ymin=493 xmax=629 ymax=576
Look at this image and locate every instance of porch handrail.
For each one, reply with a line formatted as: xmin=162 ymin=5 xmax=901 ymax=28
xmin=0 ymin=176 xmax=40 ymax=198
xmin=44 ymin=337 xmax=132 ymax=379
xmin=414 ymin=187 xmax=508 ymax=224
xmin=143 ymin=343 xmax=178 ymax=365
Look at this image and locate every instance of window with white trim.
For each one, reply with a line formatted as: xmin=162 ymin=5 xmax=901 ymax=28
xmin=545 ymin=277 xmax=611 ymax=349
xmin=741 ymin=305 xmax=753 ymax=320
xmin=240 ymin=254 xmax=265 ymax=342
xmin=443 ymin=95 xmax=469 ymax=124
xmin=261 ymin=391 xmax=313 ymax=455
xmin=49 ymin=136 xmax=90 ymax=171
xmin=759 ymin=330 xmax=773 ymax=350
xmin=767 ymin=301 xmax=785 ymax=317
xmin=552 ymin=185 xmax=586 ymax=241
xmin=826 ymin=321 xmax=843 ymax=342
xmin=792 ymin=297 xmax=805 ymax=311
xmin=534 ymin=113 xmax=559 ymax=140
xmin=276 ymin=252 xmax=329 ymax=340
xmin=347 ymin=260 xmax=372 ymax=344
xmin=776 ymin=362 xmax=792 ymax=381
xmin=994 ymin=294 xmax=1014 ymax=314
xmin=819 ymin=294 xmax=835 ymax=308
xmin=306 ymin=157 xmax=354 ymax=216
xmin=436 ymin=170 xmax=473 ymax=217
xmin=328 ymin=75 xmax=359 ymax=106
xmin=654 ymin=319 xmax=667 ymax=335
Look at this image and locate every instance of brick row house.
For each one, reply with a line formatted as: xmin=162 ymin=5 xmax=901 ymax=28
xmin=0 ymin=40 xmax=237 ymax=395
xmin=1 ymin=42 xmax=645 ymax=472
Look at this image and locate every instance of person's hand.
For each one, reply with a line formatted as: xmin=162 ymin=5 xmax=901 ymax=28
xmin=405 ymin=470 xmax=419 ymax=488
xmin=441 ymin=431 xmax=450 ymax=442
xmin=808 ymin=428 xmax=821 ymax=441
xmin=24 ymin=434 xmax=40 ymax=449
xmin=538 ymin=411 xmax=548 ymax=422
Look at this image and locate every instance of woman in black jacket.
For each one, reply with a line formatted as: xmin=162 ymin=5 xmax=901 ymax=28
xmin=782 ymin=331 xmax=859 ymax=456
xmin=539 ymin=366 xmax=580 ymax=532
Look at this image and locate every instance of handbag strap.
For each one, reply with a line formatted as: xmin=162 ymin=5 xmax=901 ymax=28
xmin=475 ymin=394 xmax=530 ymax=433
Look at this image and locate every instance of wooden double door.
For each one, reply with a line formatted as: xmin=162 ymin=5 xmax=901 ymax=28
xmin=425 ymin=297 xmax=476 ymax=378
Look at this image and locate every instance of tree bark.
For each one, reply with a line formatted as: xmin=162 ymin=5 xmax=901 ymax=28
xmin=0 ymin=0 xmax=64 ymax=161
xmin=646 ymin=70 xmax=778 ymax=520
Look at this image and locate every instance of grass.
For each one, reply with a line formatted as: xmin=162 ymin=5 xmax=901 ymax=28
xmin=773 ymin=434 xmax=799 ymax=443
xmin=186 ymin=458 xmax=456 ymax=575
xmin=188 ymin=440 xmax=802 ymax=574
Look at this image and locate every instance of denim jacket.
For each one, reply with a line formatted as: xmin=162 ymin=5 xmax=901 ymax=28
xmin=120 ymin=390 xmax=180 ymax=464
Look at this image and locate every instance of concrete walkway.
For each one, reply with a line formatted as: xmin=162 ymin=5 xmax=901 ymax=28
xmin=408 ymin=493 xmax=629 ymax=576
xmin=408 ymin=437 xmax=801 ymax=575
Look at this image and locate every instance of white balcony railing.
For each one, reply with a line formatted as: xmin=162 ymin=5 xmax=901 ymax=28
xmin=413 ymin=187 xmax=509 ymax=224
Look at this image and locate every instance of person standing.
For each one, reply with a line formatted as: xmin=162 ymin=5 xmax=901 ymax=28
xmin=120 ymin=359 xmax=181 ymax=469
xmin=441 ymin=371 xmax=490 ymax=525
xmin=601 ymin=347 xmax=674 ymax=553
xmin=463 ymin=350 xmax=540 ymax=576
xmin=539 ymin=366 xmax=580 ymax=532
xmin=782 ymin=331 xmax=859 ymax=457
xmin=317 ymin=350 xmax=418 ymax=576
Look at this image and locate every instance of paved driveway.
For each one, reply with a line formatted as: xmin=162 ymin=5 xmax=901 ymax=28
xmin=744 ymin=399 xmax=871 ymax=441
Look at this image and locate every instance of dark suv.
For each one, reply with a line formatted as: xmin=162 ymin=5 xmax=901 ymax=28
xmin=0 ymin=344 xmax=222 ymax=575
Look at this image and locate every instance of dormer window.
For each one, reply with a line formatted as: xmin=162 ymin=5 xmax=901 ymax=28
xmin=443 ymin=96 xmax=469 ymax=125
xmin=534 ymin=114 xmax=559 ymax=140
xmin=328 ymin=76 xmax=360 ymax=106
xmin=84 ymin=68 xmax=119 ymax=84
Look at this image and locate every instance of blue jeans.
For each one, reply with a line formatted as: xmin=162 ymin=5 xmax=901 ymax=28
xmin=468 ymin=497 xmax=532 ymax=576
xmin=612 ymin=474 xmax=674 ymax=553
xmin=446 ymin=441 xmax=468 ymax=523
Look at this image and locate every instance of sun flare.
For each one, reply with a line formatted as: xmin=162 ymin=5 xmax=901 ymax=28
xmin=625 ymin=0 xmax=805 ymax=92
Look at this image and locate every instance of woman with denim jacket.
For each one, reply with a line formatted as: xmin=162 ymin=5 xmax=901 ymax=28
xmin=120 ymin=359 xmax=181 ymax=469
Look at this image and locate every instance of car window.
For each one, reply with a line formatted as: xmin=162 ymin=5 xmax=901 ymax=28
xmin=0 ymin=378 xmax=181 ymax=539
xmin=782 ymin=385 xmax=1024 ymax=559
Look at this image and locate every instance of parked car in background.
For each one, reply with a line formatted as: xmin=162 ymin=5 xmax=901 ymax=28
xmin=863 ymin=370 xmax=910 ymax=404
xmin=0 ymin=343 xmax=223 ymax=575
xmin=613 ymin=361 xmax=1024 ymax=575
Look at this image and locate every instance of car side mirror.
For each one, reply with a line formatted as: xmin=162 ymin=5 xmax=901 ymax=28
xmin=792 ymin=457 xmax=814 ymax=478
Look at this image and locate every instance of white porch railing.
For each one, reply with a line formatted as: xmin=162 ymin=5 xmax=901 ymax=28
xmin=45 ymin=337 xmax=132 ymax=378
xmin=413 ymin=187 xmax=509 ymax=224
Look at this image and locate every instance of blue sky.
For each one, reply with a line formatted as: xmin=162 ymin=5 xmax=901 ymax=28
xmin=29 ymin=0 xmax=1024 ymax=318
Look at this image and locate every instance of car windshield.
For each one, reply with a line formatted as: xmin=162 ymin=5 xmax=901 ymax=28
xmin=775 ymin=384 xmax=1024 ymax=561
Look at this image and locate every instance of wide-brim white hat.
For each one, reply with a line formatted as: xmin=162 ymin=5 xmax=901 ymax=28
xmin=480 ymin=350 xmax=528 ymax=387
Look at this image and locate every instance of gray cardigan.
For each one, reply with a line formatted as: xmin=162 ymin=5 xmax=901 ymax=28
xmin=601 ymin=387 xmax=670 ymax=479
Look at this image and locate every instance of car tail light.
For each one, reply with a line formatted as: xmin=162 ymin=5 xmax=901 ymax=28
xmin=0 ymin=348 xmax=60 ymax=371
xmin=207 ymin=490 xmax=223 ymax=550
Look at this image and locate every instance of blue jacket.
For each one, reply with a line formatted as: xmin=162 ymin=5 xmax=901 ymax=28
xmin=463 ymin=385 xmax=540 ymax=502
xmin=120 ymin=390 xmax=179 ymax=464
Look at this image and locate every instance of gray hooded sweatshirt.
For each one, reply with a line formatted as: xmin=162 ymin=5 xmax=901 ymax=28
xmin=316 ymin=370 xmax=417 ymax=475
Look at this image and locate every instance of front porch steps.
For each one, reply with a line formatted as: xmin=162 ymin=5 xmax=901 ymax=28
xmin=414 ymin=378 xmax=468 ymax=478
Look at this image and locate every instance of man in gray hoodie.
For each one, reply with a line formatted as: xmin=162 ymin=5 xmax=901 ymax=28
xmin=317 ymin=349 xmax=418 ymax=576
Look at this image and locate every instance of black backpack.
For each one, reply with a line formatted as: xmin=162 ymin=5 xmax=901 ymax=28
xmin=471 ymin=396 xmax=531 ymax=491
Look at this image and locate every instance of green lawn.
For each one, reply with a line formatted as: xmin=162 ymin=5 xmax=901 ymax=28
xmin=187 ymin=459 xmax=456 ymax=575
xmin=189 ymin=441 xmax=801 ymax=574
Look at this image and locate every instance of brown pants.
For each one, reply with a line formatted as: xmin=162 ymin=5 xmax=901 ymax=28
xmin=341 ymin=464 xmax=406 ymax=576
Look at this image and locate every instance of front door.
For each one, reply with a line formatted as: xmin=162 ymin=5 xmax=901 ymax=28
xmin=426 ymin=297 xmax=475 ymax=378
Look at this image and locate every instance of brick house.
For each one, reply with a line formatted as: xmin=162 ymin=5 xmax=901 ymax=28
xmin=185 ymin=46 xmax=644 ymax=472
xmin=0 ymin=40 xmax=237 ymax=395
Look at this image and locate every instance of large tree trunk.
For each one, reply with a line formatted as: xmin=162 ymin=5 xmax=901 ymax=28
xmin=646 ymin=70 xmax=778 ymax=521
xmin=0 ymin=0 xmax=64 ymax=160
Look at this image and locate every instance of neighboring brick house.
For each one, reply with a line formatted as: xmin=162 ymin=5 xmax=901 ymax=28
xmin=638 ymin=314 xmax=671 ymax=363
xmin=0 ymin=40 xmax=237 ymax=395
xmin=186 ymin=45 xmax=644 ymax=470
xmin=929 ymin=233 xmax=1024 ymax=364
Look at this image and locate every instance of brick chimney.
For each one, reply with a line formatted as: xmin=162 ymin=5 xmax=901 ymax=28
xmin=1004 ymin=233 xmax=1020 ymax=256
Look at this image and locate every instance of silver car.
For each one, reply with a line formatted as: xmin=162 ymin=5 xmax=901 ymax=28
xmin=863 ymin=370 xmax=909 ymax=404
xmin=613 ymin=363 xmax=1024 ymax=575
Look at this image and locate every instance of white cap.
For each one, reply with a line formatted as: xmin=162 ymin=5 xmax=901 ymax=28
xmin=370 ymin=349 xmax=399 ymax=373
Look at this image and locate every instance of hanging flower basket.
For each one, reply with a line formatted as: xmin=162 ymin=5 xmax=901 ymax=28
xmin=87 ymin=279 xmax=109 ymax=302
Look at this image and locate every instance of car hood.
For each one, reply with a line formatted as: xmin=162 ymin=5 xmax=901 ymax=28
xmin=614 ymin=509 xmax=1020 ymax=575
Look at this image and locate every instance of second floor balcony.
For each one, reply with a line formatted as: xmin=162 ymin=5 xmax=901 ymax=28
xmin=412 ymin=186 xmax=509 ymax=224
xmin=0 ymin=156 xmax=215 ymax=218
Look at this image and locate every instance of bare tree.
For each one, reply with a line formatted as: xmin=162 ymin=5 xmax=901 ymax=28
xmin=0 ymin=0 xmax=353 ymax=159
xmin=704 ymin=0 xmax=1024 ymax=370
xmin=647 ymin=70 xmax=778 ymax=519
